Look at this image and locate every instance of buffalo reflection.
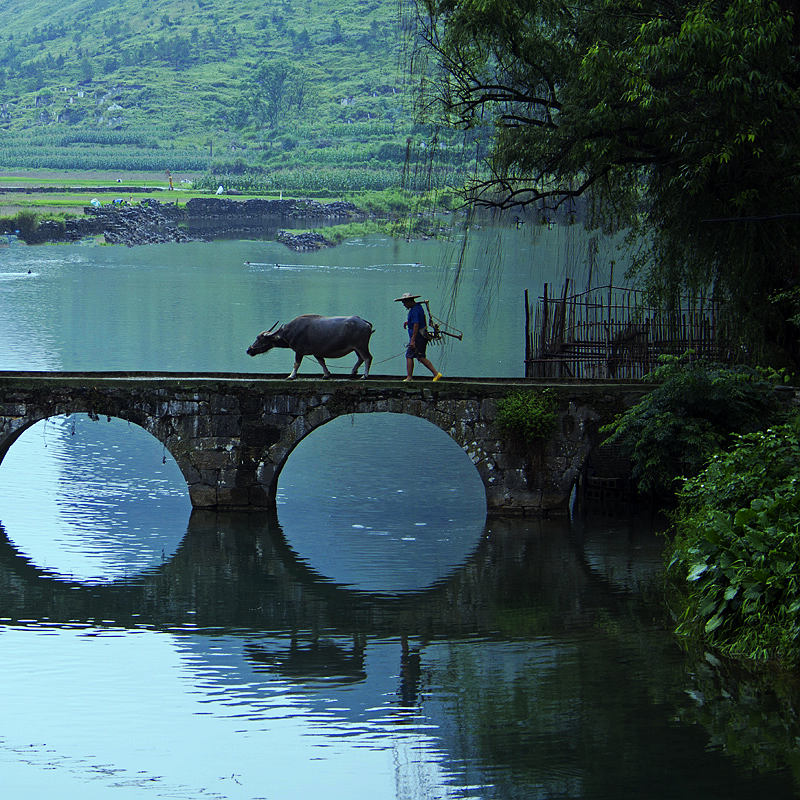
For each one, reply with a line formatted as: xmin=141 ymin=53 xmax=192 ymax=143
xmin=245 ymin=633 xmax=368 ymax=685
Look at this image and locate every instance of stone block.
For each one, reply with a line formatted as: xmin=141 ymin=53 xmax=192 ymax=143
xmin=178 ymin=462 xmax=202 ymax=484
xmin=256 ymin=461 xmax=277 ymax=484
xmin=217 ymin=487 xmax=252 ymax=508
xmin=189 ymin=483 xmax=217 ymax=508
xmin=168 ymin=399 xmax=201 ymax=416
xmin=217 ymin=468 xmax=244 ymax=489
xmin=264 ymin=395 xmax=294 ymax=415
xmin=191 ymin=449 xmax=232 ymax=470
xmin=209 ymin=394 xmax=240 ymax=414
xmin=305 ymin=406 xmax=333 ymax=429
xmin=241 ymin=421 xmax=282 ymax=448
xmin=211 ymin=413 xmax=243 ymax=438
xmin=199 ymin=469 xmax=222 ymax=485
xmin=173 ymin=415 xmax=213 ymax=438
xmin=290 ymin=416 xmax=307 ymax=438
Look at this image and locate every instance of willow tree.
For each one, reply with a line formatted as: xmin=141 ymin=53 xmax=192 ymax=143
xmin=406 ymin=0 xmax=800 ymax=366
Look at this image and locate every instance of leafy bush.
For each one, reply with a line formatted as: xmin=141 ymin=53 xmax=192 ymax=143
xmin=667 ymin=417 xmax=800 ymax=663
xmin=602 ymin=355 xmax=786 ymax=497
xmin=496 ymin=389 xmax=558 ymax=446
xmin=13 ymin=210 xmax=39 ymax=240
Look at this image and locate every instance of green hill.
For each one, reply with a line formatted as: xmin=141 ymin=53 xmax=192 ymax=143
xmin=0 ymin=0 xmax=451 ymax=194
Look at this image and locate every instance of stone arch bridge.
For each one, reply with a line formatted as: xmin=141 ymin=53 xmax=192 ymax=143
xmin=0 ymin=372 xmax=649 ymax=515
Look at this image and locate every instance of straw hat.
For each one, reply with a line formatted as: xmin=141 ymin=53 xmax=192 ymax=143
xmin=394 ymin=292 xmax=420 ymax=302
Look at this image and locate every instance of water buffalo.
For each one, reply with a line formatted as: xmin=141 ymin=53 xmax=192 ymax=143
xmin=247 ymin=314 xmax=374 ymax=380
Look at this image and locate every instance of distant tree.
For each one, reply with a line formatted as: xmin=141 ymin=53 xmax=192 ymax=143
xmin=292 ymin=69 xmax=313 ymax=112
xmin=328 ymin=19 xmax=343 ymax=44
xmin=293 ymin=29 xmax=311 ymax=53
xmin=79 ymin=56 xmax=93 ymax=82
xmin=21 ymin=60 xmax=44 ymax=91
xmin=407 ymin=0 xmax=800 ymax=368
xmin=245 ymin=57 xmax=304 ymax=129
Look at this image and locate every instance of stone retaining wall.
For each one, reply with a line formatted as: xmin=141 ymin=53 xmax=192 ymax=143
xmin=17 ymin=198 xmax=364 ymax=247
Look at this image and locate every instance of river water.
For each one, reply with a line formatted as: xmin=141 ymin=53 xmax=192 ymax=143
xmin=0 ymin=227 xmax=798 ymax=799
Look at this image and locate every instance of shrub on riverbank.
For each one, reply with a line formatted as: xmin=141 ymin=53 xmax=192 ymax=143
xmin=667 ymin=417 xmax=800 ymax=663
xmin=0 ymin=210 xmax=39 ymax=239
xmin=601 ymin=355 xmax=787 ymax=498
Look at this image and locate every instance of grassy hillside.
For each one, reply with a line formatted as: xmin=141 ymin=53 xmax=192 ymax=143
xmin=0 ymin=0 xmax=458 ymax=194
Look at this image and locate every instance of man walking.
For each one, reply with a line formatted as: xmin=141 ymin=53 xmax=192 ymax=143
xmin=394 ymin=292 xmax=443 ymax=382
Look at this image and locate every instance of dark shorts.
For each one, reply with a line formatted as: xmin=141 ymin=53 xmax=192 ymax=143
xmin=406 ymin=336 xmax=428 ymax=359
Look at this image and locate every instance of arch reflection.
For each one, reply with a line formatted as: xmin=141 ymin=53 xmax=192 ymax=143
xmin=276 ymin=413 xmax=487 ymax=594
xmin=0 ymin=414 xmax=191 ymax=583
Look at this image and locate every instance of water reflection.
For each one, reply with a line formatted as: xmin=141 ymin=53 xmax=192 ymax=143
xmin=0 ymin=393 xmax=796 ymax=797
xmin=572 ymin=512 xmax=667 ymax=593
xmin=276 ymin=413 xmax=487 ymax=594
xmin=1 ymin=512 xmax=796 ymax=799
xmin=0 ymin=414 xmax=190 ymax=583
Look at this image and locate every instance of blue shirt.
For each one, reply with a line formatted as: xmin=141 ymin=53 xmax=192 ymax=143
xmin=407 ymin=303 xmax=426 ymax=339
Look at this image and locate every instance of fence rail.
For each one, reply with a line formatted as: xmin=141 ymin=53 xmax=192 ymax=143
xmin=525 ymin=281 xmax=722 ymax=379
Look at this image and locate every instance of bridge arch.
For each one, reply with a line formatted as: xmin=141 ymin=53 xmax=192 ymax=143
xmin=0 ymin=400 xmax=195 ymax=504
xmin=0 ymin=411 xmax=192 ymax=584
xmin=257 ymin=390 xmax=567 ymax=513
xmin=268 ymin=404 xmax=487 ymax=497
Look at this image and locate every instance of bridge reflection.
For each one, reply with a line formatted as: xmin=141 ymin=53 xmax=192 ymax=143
xmin=0 ymin=508 xmax=664 ymax=639
xmin=0 ymin=509 xmax=668 ymax=784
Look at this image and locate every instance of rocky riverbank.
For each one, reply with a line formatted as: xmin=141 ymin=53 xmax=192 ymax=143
xmin=19 ymin=197 xmax=363 ymax=248
xmin=276 ymin=229 xmax=334 ymax=251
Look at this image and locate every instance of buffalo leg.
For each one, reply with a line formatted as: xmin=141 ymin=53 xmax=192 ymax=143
xmin=288 ymin=354 xmax=303 ymax=380
xmin=350 ymin=354 xmax=364 ymax=378
xmin=314 ymin=356 xmax=334 ymax=378
xmin=361 ymin=349 xmax=372 ymax=379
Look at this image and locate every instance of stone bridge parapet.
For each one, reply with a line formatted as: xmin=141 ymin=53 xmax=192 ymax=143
xmin=0 ymin=373 xmax=650 ymax=515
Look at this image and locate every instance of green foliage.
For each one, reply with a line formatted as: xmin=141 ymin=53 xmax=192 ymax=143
xmin=602 ymin=355 xmax=786 ymax=497
xmin=408 ymin=0 xmax=800 ymax=367
xmin=667 ymin=417 xmax=800 ymax=663
xmin=496 ymin=389 xmax=558 ymax=446
xmin=0 ymin=0 xmax=461 ymax=194
xmin=309 ymin=220 xmax=390 ymax=243
xmin=12 ymin=209 xmax=39 ymax=239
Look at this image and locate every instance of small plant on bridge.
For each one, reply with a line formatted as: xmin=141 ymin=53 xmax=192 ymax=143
xmin=496 ymin=389 xmax=558 ymax=446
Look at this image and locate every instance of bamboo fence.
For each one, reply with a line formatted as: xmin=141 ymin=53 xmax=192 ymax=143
xmin=525 ymin=281 xmax=721 ymax=379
